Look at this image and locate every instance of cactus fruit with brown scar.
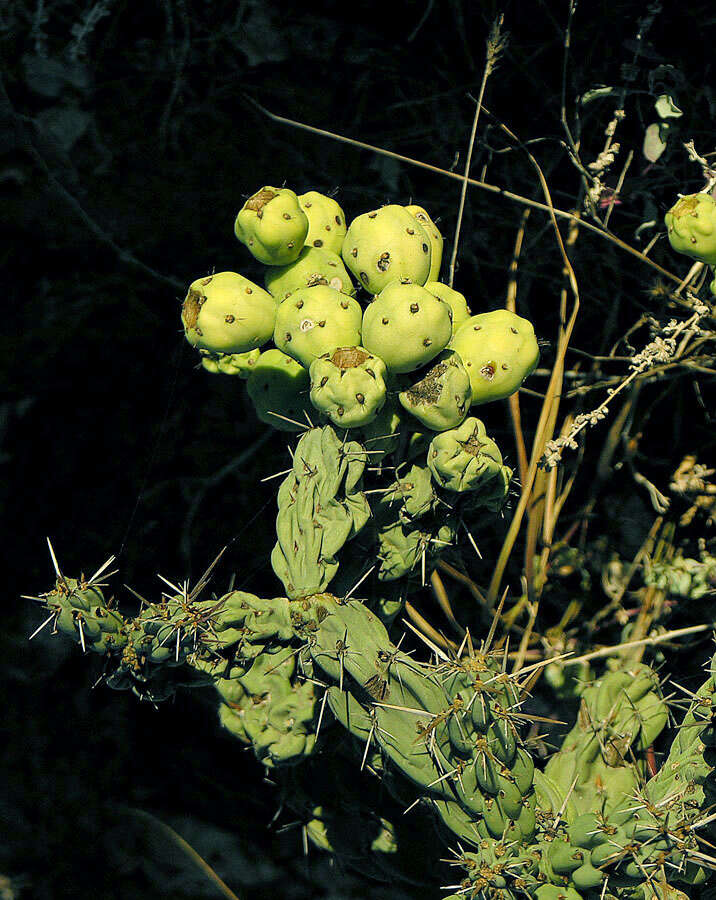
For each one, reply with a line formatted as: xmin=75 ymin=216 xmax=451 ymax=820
xmin=181 ymin=272 xmax=277 ymax=355
xmin=309 ymin=346 xmax=388 ymax=428
xmin=234 ymin=186 xmax=309 ymax=265
xmin=664 ymin=193 xmax=716 ymax=266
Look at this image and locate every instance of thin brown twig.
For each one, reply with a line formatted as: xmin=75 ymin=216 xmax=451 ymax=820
xmin=487 ymin=115 xmax=582 ymax=604
xmin=122 ymin=807 xmax=242 ymax=900
xmin=506 ymin=209 xmax=531 ymax=487
xmin=449 ymin=14 xmax=506 ymax=286
xmin=430 ymin=569 xmax=467 ymax=637
xmin=243 ymin=95 xmax=686 ymax=290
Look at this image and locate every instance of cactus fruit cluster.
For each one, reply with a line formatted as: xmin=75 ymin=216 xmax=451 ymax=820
xmin=31 ymin=187 xmax=716 ymax=898
xmin=182 ymin=186 xmax=541 ymax=436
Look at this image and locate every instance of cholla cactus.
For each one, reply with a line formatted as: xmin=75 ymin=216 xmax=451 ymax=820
xmin=29 ymin=184 xmax=716 ymax=900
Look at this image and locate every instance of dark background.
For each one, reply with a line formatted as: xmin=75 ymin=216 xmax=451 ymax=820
xmin=2 ymin=1 xmax=714 ymax=897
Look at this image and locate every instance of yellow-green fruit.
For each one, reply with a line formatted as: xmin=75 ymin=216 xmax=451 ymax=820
xmin=199 ymin=347 xmax=261 ymax=378
xmin=664 ymin=193 xmax=716 ymax=266
xmin=246 ymin=348 xmax=312 ymax=432
xmin=264 ymin=246 xmax=355 ymax=301
xmin=309 ymin=347 xmax=387 ymax=428
xmin=398 ymin=349 xmax=471 ymax=431
xmin=361 ymin=281 xmax=452 ymax=373
xmin=273 ymin=284 xmax=363 ymax=368
xmin=342 ymin=204 xmax=432 ymax=293
xmin=181 ymin=272 xmax=277 ymax=354
xmin=234 ymin=186 xmax=309 ymax=265
xmin=450 ymin=309 xmax=539 ymax=404
xmin=406 ymin=205 xmax=443 ymax=281
xmin=298 ymin=191 xmax=348 ymax=254
xmin=424 ymin=282 xmax=472 ymax=334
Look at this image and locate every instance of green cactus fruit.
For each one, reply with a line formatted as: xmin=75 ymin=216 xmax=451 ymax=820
xmin=664 ymin=193 xmax=716 ymax=266
xmin=342 ymin=204 xmax=432 ymax=293
xmin=234 ymin=186 xmax=309 ymax=265
xmin=264 ymin=246 xmax=356 ymax=302
xmin=450 ymin=309 xmax=539 ymax=404
xmin=298 ymin=191 xmax=348 ymax=255
xmin=181 ymin=272 xmax=277 ymax=355
xmin=426 ymin=417 xmax=512 ymax=509
xmin=199 ymin=347 xmax=261 ymax=378
xmin=361 ymin=281 xmax=453 ymax=374
xmin=309 ymin=346 xmax=387 ymax=428
xmin=246 ymin=348 xmax=312 ymax=432
xmin=398 ymin=349 xmax=472 ymax=431
xmin=273 ymin=285 xmax=363 ymax=368
xmin=405 ymin=205 xmax=443 ymax=282
xmin=424 ymin=282 xmax=472 ymax=334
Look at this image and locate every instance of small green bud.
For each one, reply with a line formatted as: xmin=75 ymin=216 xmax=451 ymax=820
xmin=199 ymin=347 xmax=261 ymax=378
xmin=427 ymin=417 xmax=512 ymax=509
